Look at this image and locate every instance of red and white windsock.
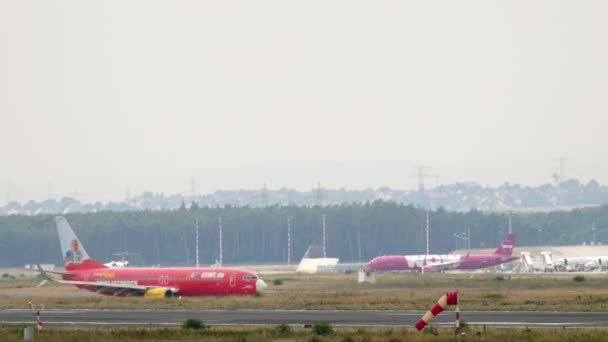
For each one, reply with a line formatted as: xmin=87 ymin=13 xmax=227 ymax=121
xmin=29 ymin=302 xmax=43 ymax=334
xmin=36 ymin=311 xmax=43 ymax=333
xmin=415 ymin=291 xmax=458 ymax=331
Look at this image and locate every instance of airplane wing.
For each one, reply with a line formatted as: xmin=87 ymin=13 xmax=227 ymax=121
xmin=35 ymin=264 xmax=176 ymax=296
xmin=421 ymin=259 xmax=461 ymax=273
xmin=26 ymin=266 xmax=76 ymax=278
xmin=39 ymin=269 xmax=77 ymax=277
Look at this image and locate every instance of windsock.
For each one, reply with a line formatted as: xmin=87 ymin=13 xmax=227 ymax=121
xmin=29 ymin=302 xmax=43 ymax=334
xmin=36 ymin=310 xmax=43 ymax=333
xmin=415 ymin=291 xmax=458 ymax=331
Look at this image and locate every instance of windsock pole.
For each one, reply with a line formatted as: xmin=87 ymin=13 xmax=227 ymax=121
xmin=415 ymin=291 xmax=458 ymax=331
xmin=29 ymin=301 xmax=43 ymax=334
xmin=36 ymin=310 xmax=42 ymax=333
xmin=455 ymin=302 xmax=460 ymax=335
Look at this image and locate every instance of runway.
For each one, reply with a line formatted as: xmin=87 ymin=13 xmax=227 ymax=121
xmin=2 ymin=309 xmax=608 ymax=328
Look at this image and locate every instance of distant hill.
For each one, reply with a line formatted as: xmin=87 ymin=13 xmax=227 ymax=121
xmin=2 ymin=178 xmax=606 ymax=216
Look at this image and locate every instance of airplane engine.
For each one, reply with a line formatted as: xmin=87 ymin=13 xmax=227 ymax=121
xmin=144 ymin=288 xmax=176 ymax=298
xmin=584 ymin=259 xmax=602 ymax=271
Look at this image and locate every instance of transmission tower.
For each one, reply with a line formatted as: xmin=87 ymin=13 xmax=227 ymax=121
xmin=190 ymin=177 xmax=197 ymax=199
xmin=554 ymin=157 xmax=568 ymax=183
xmin=412 ymin=163 xmax=433 ymax=194
xmin=315 ymin=182 xmax=324 ymax=206
xmin=47 ymin=182 xmax=53 ymax=200
xmin=261 ymin=182 xmax=268 ymax=207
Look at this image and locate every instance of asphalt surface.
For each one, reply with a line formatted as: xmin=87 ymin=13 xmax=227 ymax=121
xmin=2 ymin=309 xmax=608 ymax=328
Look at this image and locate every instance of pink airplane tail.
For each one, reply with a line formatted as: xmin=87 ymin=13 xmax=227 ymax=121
xmin=494 ymin=233 xmax=516 ymax=255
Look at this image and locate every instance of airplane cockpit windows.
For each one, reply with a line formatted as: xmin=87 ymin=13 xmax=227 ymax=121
xmin=243 ymin=275 xmax=257 ymax=281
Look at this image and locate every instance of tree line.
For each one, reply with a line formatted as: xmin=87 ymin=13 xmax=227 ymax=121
xmin=0 ymin=201 xmax=607 ymax=267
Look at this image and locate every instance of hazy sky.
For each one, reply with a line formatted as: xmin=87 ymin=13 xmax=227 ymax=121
xmin=1 ymin=1 xmax=607 ymax=202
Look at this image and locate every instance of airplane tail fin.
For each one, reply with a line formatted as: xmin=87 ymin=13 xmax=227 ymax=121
xmin=56 ymin=216 xmax=107 ymax=271
xmin=494 ymin=233 xmax=516 ymax=256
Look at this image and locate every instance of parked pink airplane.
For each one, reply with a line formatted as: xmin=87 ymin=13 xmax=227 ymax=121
xmin=366 ymin=233 xmax=517 ymax=272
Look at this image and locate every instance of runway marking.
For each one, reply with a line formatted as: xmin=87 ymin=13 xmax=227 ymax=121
xmin=4 ymin=308 xmax=608 ymax=316
xmin=0 ymin=321 xmax=180 ymax=326
xmin=464 ymin=322 xmax=598 ymax=326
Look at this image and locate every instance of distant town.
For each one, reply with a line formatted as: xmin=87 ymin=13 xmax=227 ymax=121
xmin=2 ymin=178 xmax=605 ymax=215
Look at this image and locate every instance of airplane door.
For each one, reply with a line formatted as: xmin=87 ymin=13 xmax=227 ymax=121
xmin=230 ymin=273 xmax=236 ymax=287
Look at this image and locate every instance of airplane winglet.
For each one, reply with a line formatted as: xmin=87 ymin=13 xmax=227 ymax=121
xmin=36 ymin=264 xmax=51 ymax=280
xmin=32 ymin=264 xmax=75 ymax=278
xmin=35 ymin=264 xmax=52 ymax=287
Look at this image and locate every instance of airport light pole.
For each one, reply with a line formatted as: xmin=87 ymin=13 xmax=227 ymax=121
xmin=195 ymin=219 xmax=199 ymax=268
xmin=453 ymin=230 xmax=470 ymax=250
xmin=322 ymin=214 xmax=327 ymax=258
xmin=287 ymin=216 xmax=292 ymax=266
xmin=453 ymin=234 xmax=463 ymax=250
xmin=539 ymin=228 xmax=543 ymax=246
xmin=425 ymin=210 xmax=430 ymax=256
xmin=219 ymin=217 xmax=223 ymax=266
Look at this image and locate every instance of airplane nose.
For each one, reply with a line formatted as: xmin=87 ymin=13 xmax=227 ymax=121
xmin=256 ymin=279 xmax=268 ymax=291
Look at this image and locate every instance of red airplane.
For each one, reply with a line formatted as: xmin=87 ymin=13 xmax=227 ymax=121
xmin=36 ymin=216 xmax=267 ymax=297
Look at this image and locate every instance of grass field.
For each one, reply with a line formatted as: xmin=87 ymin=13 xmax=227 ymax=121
xmin=1 ymin=272 xmax=608 ymax=312
xmin=2 ymin=325 xmax=608 ymax=342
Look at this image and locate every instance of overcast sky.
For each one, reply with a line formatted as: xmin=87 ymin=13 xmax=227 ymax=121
xmin=1 ymin=1 xmax=607 ymax=202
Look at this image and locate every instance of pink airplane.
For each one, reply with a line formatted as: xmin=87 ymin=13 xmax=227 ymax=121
xmin=366 ymin=233 xmax=517 ymax=272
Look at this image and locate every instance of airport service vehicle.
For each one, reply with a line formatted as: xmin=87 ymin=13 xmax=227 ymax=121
xmin=104 ymin=260 xmax=129 ymax=268
xmin=37 ymin=216 xmax=267 ymax=297
xmin=104 ymin=251 xmax=138 ymax=268
xmin=366 ymin=233 xmax=518 ymax=272
xmin=553 ymin=255 xmax=608 ymax=271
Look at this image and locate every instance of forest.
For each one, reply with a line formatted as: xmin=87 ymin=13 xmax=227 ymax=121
xmin=1 ymin=201 xmax=607 ymax=267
